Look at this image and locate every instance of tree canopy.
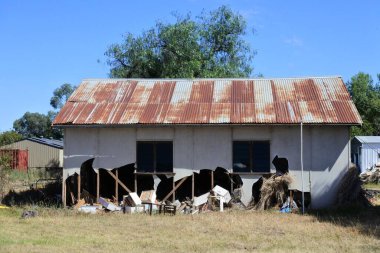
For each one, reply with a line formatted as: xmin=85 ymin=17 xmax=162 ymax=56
xmin=13 ymin=112 xmax=54 ymax=138
xmin=50 ymin=83 xmax=76 ymax=110
xmin=12 ymin=83 xmax=76 ymax=139
xmin=347 ymin=72 xmax=380 ymax=136
xmin=0 ymin=131 xmax=22 ymax=147
xmin=105 ymin=6 xmax=254 ymax=78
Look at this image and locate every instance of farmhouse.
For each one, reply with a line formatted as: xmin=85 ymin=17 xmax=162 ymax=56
xmin=351 ymin=136 xmax=380 ymax=173
xmin=53 ymin=77 xmax=362 ymax=208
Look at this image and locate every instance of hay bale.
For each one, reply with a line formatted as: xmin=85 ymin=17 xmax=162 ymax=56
xmin=250 ymin=174 xmax=293 ymax=210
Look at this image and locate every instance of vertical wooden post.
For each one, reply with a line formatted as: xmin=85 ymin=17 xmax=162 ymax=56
xmin=62 ymin=177 xmax=66 ymax=207
xmin=172 ymin=177 xmax=175 ymax=202
xmin=191 ymin=173 xmax=195 ymax=199
xmin=115 ymin=170 xmax=119 ymax=201
xmin=96 ymin=171 xmax=100 ymax=201
xmin=77 ymin=173 xmax=81 ymax=202
xmin=134 ymin=172 xmax=137 ymax=192
xmin=211 ymin=170 xmax=214 ymax=190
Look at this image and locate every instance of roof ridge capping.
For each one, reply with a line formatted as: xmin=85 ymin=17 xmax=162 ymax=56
xmin=82 ymin=76 xmax=343 ymax=82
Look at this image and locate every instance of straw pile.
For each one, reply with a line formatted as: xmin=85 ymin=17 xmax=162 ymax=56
xmin=336 ymin=165 xmax=369 ymax=206
xmin=250 ymin=174 xmax=293 ymax=210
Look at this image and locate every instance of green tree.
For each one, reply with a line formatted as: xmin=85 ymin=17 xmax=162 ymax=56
xmin=347 ymin=72 xmax=380 ymax=136
xmin=50 ymin=83 xmax=76 ymax=110
xmin=11 ymin=83 xmax=76 ymax=140
xmin=13 ymin=112 xmax=55 ymax=139
xmin=0 ymin=131 xmax=22 ymax=146
xmin=105 ymin=5 xmax=254 ymax=78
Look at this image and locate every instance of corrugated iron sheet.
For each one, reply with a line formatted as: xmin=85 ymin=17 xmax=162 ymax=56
xmin=53 ymin=77 xmax=362 ymax=126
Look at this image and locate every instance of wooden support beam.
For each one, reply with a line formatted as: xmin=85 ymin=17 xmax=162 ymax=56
xmin=70 ymin=191 xmax=75 ymax=205
xmin=62 ymin=176 xmax=66 ymax=207
xmin=161 ymin=176 xmax=187 ymax=203
xmin=77 ymin=173 xmax=81 ymax=202
xmin=134 ymin=173 xmax=137 ymax=192
xmin=191 ymin=174 xmax=195 ymax=200
xmin=67 ymin=183 xmax=74 ymax=205
xmin=115 ymin=170 xmax=119 ymax=201
xmin=106 ymin=170 xmax=132 ymax=193
xmin=172 ymin=177 xmax=175 ymax=202
xmin=96 ymin=171 xmax=100 ymax=201
xmin=211 ymin=170 xmax=214 ymax=190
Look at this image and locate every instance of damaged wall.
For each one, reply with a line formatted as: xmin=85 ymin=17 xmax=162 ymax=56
xmin=63 ymin=125 xmax=350 ymax=208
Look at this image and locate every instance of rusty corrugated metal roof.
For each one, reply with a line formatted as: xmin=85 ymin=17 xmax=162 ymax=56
xmin=52 ymin=77 xmax=362 ymax=126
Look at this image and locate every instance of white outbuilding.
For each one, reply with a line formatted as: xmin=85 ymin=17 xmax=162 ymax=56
xmin=351 ymin=136 xmax=380 ymax=173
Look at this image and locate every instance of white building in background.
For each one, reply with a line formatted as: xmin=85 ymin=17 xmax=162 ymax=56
xmin=351 ymin=136 xmax=380 ymax=173
xmin=53 ymin=77 xmax=362 ymax=208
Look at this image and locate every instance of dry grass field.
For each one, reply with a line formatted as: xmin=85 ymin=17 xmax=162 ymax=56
xmin=0 ymin=206 xmax=379 ymax=253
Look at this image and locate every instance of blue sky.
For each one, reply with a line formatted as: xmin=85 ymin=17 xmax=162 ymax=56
xmin=0 ymin=0 xmax=379 ymax=132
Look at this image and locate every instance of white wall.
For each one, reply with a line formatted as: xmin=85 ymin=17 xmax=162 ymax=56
xmin=63 ymin=125 xmax=350 ymax=208
xmin=361 ymin=143 xmax=380 ymax=172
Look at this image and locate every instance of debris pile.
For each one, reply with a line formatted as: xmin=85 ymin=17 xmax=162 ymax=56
xmin=70 ymin=160 xmax=301 ymax=215
xmin=360 ymin=167 xmax=380 ymax=184
xmin=365 ymin=189 xmax=380 ymax=206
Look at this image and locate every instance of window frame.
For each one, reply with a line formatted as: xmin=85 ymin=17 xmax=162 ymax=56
xmin=136 ymin=141 xmax=173 ymax=173
xmin=232 ymin=140 xmax=271 ymax=173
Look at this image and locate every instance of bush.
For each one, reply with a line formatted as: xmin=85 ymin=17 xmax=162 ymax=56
xmin=0 ymin=155 xmax=12 ymax=199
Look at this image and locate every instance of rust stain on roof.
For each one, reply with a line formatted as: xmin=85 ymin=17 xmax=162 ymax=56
xmin=53 ymin=77 xmax=362 ymax=126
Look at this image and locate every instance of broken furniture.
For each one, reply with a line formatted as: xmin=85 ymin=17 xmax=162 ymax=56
xmin=159 ymin=204 xmax=176 ymax=215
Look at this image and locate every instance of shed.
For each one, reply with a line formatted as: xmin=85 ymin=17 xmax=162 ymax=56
xmin=351 ymin=136 xmax=380 ymax=173
xmin=53 ymin=77 xmax=362 ymax=208
xmin=1 ymin=137 xmax=64 ymax=169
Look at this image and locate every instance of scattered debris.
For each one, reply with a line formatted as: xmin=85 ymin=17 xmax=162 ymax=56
xmin=21 ymin=210 xmax=38 ymax=219
xmin=212 ymin=185 xmax=231 ymax=204
xmin=74 ymin=198 xmax=86 ymax=209
xmin=280 ymin=196 xmax=298 ymax=213
xmin=365 ymin=189 xmax=380 ymax=206
xmin=360 ymin=167 xmax=380 ymax=184
xmin=122 ymin=193 xmax=144 ymax=214
xmin=230 ymin=188 xmax=246 ymax=210
xmin=78 ymin=205 xmax=100 ymax=214
xmin=124 ymin=205 xmax=144 ymax=214
xmin=193 ymin=192 xmax=210 ymax=207
xmin=98 ymin=197 xmax=121 ymax=211
xmin=124 ymin=192 xmax=142 ymax=206
xmin=140 ymin=190 xmax=156 ymax=203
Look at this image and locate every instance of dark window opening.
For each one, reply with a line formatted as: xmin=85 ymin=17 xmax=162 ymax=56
xmin=137 ymin=141 xmax=173 ymax=173
xmin=233 ymin=141 xmax=270 ymax=173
